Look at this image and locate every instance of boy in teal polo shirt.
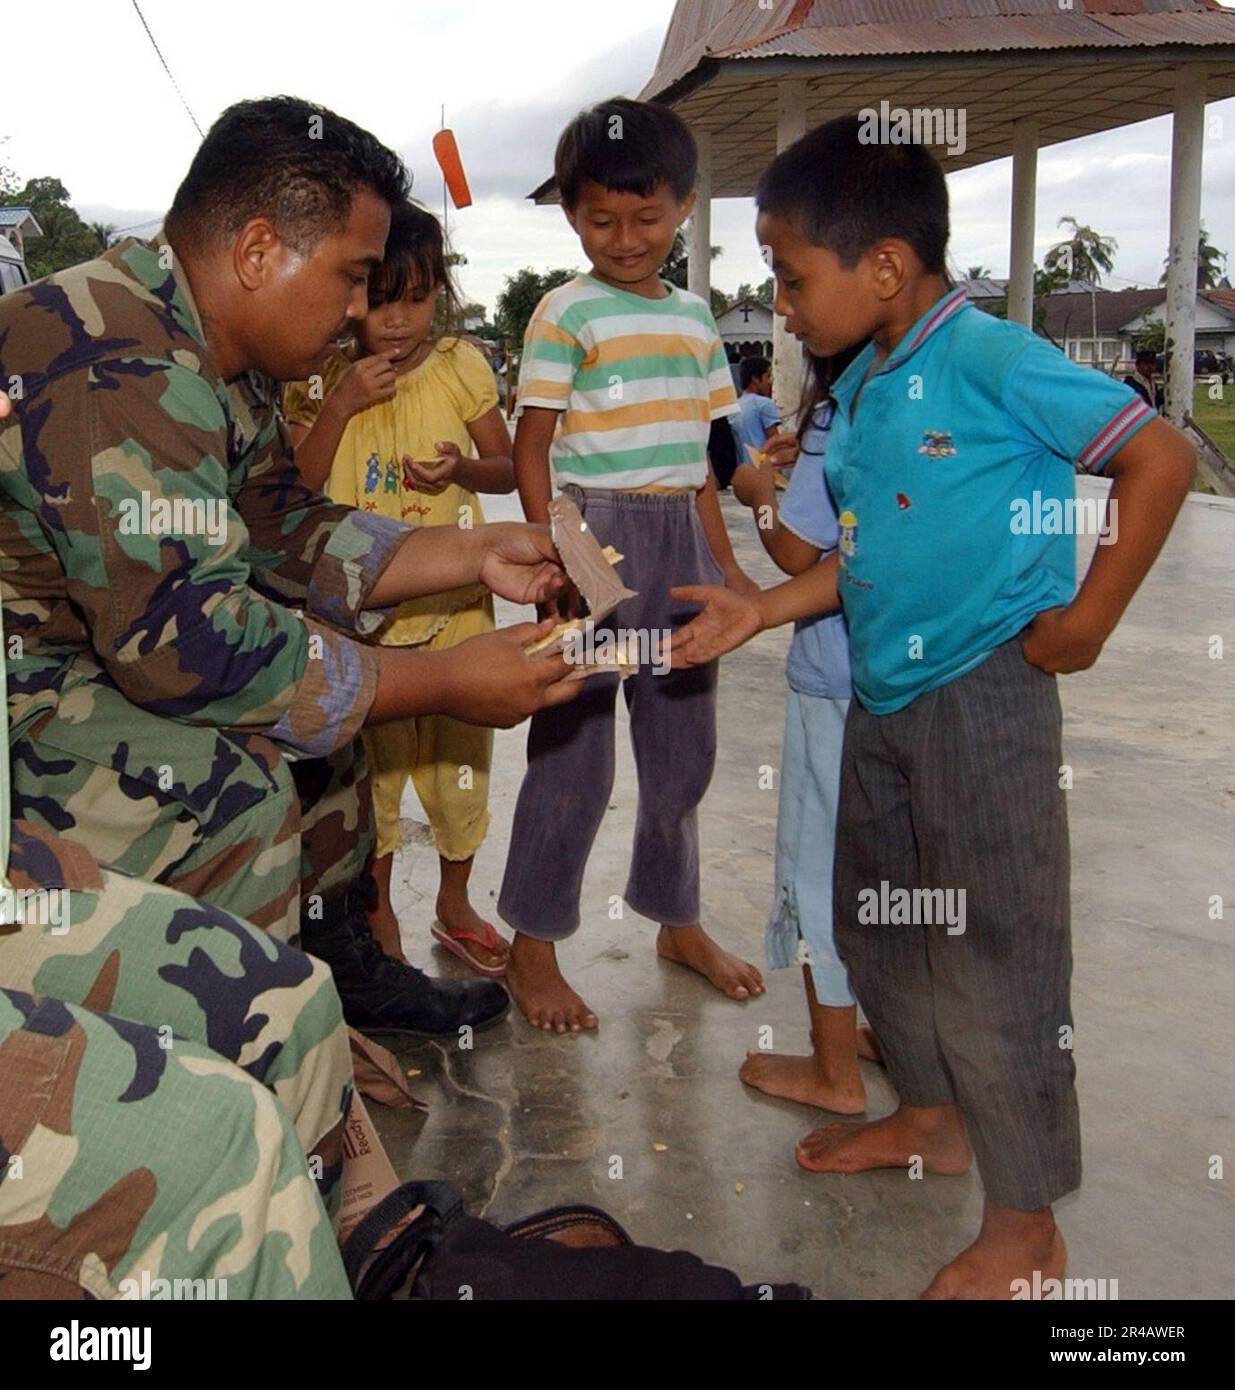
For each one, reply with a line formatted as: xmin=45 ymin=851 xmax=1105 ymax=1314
xmin=671 ymin=115 xmax=1196 ymax=1299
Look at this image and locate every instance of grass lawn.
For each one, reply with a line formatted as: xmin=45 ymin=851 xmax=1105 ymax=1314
xmin=1190 ymin=382 xmax=1235 ymax=463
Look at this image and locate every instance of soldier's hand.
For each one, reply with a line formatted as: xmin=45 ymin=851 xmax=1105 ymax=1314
xmin=477 ymin=522 xmax=567 ymax=607
xmin=336 ymin=354 xmax=398 ymax=416
xmin=441 ymin=622 xmax=584 ymax=726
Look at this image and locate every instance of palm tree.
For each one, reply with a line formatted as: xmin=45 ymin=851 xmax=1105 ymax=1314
xmin=1159 ymin=225 xmax=1229 ymax=290
xmin=89 ymin=221 xmax=116 ymax=250
xmin=966 ymin=265 xmax=991 ymax=280
xmin=1043 ymin=216 xmax=1117 ymax=287
xmin=663 ymin=228 xmax=722 ymax=289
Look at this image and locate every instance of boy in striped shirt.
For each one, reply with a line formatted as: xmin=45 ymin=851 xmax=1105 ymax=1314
xmin=498 ymin=97 xmax=764 ymax=1032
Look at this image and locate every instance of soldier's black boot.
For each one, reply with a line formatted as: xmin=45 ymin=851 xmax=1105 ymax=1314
xmin=300 ymin=877 xmax=509 ymax=1037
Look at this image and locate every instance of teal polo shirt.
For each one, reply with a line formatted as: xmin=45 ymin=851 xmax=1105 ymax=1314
xmin=824 ymin=288 xmax=1155 ymax=715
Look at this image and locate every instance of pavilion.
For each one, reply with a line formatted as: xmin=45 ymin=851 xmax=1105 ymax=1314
xmin=531 ymin=0 xmax=1235 ymax=425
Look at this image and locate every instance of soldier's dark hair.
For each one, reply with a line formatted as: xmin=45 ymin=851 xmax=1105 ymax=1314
xmin=739 ymin=356 xmax=772 ymax=390
xmin=554 ymin=97 xmax=696 ymax=210
xmin=166 ymin=96 xmax=410 ymax=252
xmin=756 ymin=115 xmax=949 ymax=274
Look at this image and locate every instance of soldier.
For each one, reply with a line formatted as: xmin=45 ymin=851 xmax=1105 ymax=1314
xmin=0 ymin=97 xmax=581 ymax=1036
xmin=0 ymin=392 xmax=351 ymax=1297
xmin=0 ymin=838 xmax=355 ymax=1300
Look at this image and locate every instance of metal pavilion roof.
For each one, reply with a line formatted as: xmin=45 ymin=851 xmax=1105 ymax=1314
xmin=531 ymin=0 xmax=1235 ymax=200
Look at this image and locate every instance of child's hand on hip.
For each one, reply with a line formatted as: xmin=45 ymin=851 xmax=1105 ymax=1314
xmin=1021 ymin=605 xmax=1105 ymax=674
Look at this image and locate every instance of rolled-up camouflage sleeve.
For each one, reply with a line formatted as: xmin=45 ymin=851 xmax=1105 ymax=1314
xmin=234 ymin=398 xmax=409 ymax=639
xmin=46 ymin=358 xmax=386 ymax=757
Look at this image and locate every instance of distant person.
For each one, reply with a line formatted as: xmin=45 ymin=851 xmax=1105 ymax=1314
xmin=1123 ymin=349 xmax=1162 ymax=410
xmin=499 ymin=96 xmax=763 ymax=1034
xmin=671 ymin=114 xmax=1195 ymax=1299
xmin=731 ymin=355 xmax=783 ymax=462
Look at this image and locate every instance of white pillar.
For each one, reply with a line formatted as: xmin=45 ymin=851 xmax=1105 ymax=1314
xmin=1007 ymin=119 xmax=1038 ymax=329
xmin=772 ymin=79 xmax=808 ymax=422
xmin=1164 ymin=66 xmax=1205 ymax=427
xmin=687 ymin=129 xmax=712 ymax=304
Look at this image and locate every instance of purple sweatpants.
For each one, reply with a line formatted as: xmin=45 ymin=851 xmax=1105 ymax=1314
xmin=498 ymin=486 xmax=722 ymax=940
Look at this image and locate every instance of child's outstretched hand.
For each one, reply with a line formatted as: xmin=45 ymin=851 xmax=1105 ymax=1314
xmin=403 ymin=440 xmax=461 ymax=494
xmin=669 ymin=584 xmax=764 ymax=668
xmin=1021 ymin=605 xmax=1106 ymax=674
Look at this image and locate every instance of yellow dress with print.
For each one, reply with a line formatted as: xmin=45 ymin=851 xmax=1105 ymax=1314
xmin=281 ymin=338 xmax=498 ymax=864
xmin=282 ymin=337 xmax=494 ymax=647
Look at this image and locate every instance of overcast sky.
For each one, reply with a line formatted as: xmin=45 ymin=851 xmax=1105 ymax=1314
xmin=4 ymin=0 xmax=1233 ymax=313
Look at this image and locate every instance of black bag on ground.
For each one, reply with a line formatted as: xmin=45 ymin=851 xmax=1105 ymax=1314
xmin=342 ymin=1180 xmax=810 ymax=1301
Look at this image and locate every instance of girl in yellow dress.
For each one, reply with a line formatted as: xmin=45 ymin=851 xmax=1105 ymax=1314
xmin=282 ymin=200 xmax=514 ymax=976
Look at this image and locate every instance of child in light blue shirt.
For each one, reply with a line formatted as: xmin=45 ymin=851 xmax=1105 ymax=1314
xmin=730 ymin=355 xmax=782 ymax=459
xmin=729 ymin=351 xmax=880 ymax=1118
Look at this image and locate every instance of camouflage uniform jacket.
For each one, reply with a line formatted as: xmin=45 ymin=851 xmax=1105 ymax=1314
xmin=0 ymin=234 xmax=408 ymax=758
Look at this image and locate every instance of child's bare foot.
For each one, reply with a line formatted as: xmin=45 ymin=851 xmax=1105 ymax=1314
xmin=435 ymin=894 xmax=509 ymax=974
xmin=739 ymin=1052 xmax=865 ymax=1113
xmin=921 ymin=1202 xmax=1066 ymax=1300
xmin=856 ymin=1024 xmax=883 ymax=1064
xmin=795 ymin=1103 xmax=972 ymax=1175
xmin=367 ymin=852 xmax=408 ymax=963
xmin=656 ymin=924 xmax=764 ymax=1000
xmin=506 ymin=933 xmax=597 ymax=1034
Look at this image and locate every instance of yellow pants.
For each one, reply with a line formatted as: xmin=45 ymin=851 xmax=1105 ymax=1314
xmin=363 ymin=597 xmax=495 ymax=861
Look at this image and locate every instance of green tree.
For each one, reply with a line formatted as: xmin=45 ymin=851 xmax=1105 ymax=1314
xmin=965 ymin=265 xmax=991 ymax=280
xmin=1158 ymin=224 xmax=1228 ymax=290
xmin=1043 ymin=216 xmax=1117 ymax=288
xmin=88 ymin=221 xmax=116 ymax=250
xmin=662 ymin=227 xmax=722 ymax=292
xmin=495 ymin=266 xmax=577 ymax=347
xmin=0 ymin=138 xmax=17 ymax=198
xmin=983 ymin=265 xmax=1068 ymax=336
xmin=0 ymin=176 xmax=99 ymax=278
xmin=1133 ymin=317 xmax=1165 ymax=355
xmin=730 ymin=276 xmax=775 ymax=308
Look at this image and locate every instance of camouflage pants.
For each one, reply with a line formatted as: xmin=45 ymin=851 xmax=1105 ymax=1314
xmin=9 ymin=658 xmax=374 ymax=942
xmin=0 ymin=823 xmax=353 ymax=1299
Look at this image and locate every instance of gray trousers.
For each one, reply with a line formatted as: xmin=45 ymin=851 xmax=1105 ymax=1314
xmin=498 ymin=487 xmax=721 ymax=940
xmin=834 ymin=636 xmax=1081 ymax=1210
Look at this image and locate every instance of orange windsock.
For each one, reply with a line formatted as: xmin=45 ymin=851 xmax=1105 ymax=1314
xmin=432 ymin=129 xmax=473 ymax=210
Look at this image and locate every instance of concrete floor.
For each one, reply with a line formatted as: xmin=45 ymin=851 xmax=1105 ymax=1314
xmin=372 ymin=479 xmax=1235 ymax=1299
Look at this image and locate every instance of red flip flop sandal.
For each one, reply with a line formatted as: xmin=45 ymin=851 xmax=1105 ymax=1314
xmin=431 ymin=918 xmax=508 ymax=979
